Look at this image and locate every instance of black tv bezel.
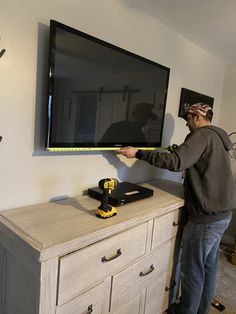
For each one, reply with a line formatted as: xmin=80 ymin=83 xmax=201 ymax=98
xmin=45 ymin=20 xmax=170 ymax=152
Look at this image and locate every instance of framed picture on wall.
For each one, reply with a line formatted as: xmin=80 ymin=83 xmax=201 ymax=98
xmin=178 ymin=88 xmax=214 ymax=119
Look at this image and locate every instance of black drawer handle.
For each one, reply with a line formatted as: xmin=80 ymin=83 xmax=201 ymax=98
xmin=165 ymin=280 xmax=176 ymax=291
xmin=173 ymin=221 xmax=180 ymax=227
xmin=139 ymin=264 xmax=154 ymax=277
xmin=101 ymin=248 xmax=122 ymax=262
xmin=85 ymin=304 xmax=93 ymax=314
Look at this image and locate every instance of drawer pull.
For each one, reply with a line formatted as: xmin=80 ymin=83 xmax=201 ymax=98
xmin=85 ymin=304 xmax=93 ymax=314
xmin=165 ymin=280 xmax=176 ymax=291
xmin=139 ymin=264 xmax=154 ymax=277
xmin=173 ymin=221 xmax=180 ymax=227
xmin=101 ymin=248 xmax=122 ymax=262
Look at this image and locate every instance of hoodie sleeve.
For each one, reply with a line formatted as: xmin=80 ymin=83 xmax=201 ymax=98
xmin=136 ymin=130 xmax=207 ymax=171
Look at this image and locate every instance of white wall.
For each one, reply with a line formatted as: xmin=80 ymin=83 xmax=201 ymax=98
xmin=218 ymin=65 xmax=236 ymax=245
xmin=0 ymin=0 xmax=226 ymax=210
xmin=218 ymin=65 xmax=236 ymax=134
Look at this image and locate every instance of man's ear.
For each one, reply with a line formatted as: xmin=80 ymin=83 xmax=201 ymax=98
xmin=195 ymin=114 xmax=201 ymax=122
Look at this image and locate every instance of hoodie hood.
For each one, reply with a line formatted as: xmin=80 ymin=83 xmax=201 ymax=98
xmin=204 ymin=126 xmax=232 ymax=151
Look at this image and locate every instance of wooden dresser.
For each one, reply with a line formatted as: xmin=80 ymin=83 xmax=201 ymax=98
xmin=0 ymin=179 xmax=184 ymax=314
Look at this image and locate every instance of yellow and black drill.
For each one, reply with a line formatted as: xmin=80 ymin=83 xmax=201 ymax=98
xmin=96 ymin=178 xmax=118 ymax=219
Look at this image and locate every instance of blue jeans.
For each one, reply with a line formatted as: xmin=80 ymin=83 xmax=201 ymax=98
xmin=178 ymin=214 xmax=232 ymax=314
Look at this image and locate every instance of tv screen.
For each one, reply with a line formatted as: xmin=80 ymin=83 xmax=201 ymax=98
xmin=46 ymin=20 xmax=170 ymax=151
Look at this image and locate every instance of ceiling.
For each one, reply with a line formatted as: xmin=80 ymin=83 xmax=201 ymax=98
xmin=127 ymin=0 xmax=236 ymax=64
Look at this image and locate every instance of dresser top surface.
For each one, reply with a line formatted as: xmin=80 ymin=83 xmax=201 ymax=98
xmin=0 ymin=179 xmax=184 ymax=259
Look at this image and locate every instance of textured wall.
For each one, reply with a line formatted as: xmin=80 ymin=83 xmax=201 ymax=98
xmin=0 ymin=0 xmax=225 ymax=210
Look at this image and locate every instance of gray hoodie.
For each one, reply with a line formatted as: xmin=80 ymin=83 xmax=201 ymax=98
xmin=136 ymin=125 xmax=236 ymax=223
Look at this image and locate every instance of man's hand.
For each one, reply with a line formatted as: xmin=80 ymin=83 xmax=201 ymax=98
xmin=117 ymin=146 xmax=138 ymax=158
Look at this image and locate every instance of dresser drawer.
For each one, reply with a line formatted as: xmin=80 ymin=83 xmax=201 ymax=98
xmin=111 ymin=295 xmax=141 ymax=314
xmin=57 ymin=222 xmax=148 ymax=305
xmin=56 ymin=282 xmax=104 ymax=314
xmin=110 ymin=237 xmax=176 ymax=312
xmin=152 ymin=209 xmax=181 ymax=250
xmin=145 ymin=269 xmax=175 ymax=314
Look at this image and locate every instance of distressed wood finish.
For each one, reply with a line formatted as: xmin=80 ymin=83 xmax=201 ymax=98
xmin=56 ymin=282 xmax=105 ymax=314
xmin=145 ymin=270 xmax=173 ymax=314
xmin=152 ymin=209 xmax=181 ymax=250
xmin=0 ymin=179 xmax=184 ymax=314
xmin=58 ymin=223 xmax=148 ymax=305
xmin=110 ymin=238 xmax=176 ymax=312
xmin=0 ymin=179 xmax=183 ymax=261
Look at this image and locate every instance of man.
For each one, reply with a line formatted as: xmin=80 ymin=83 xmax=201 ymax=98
xmin=118 ymin=103 xmax=236 ymax=314
xmin=100 ymin=102 xmax=157 ymax=144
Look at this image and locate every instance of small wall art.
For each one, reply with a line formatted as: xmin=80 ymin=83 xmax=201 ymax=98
xmin=178 ymin=88 xmax=214 ymax=119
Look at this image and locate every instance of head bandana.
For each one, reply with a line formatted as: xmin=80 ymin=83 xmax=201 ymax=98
xmin=187 ymin=103 xmax=213 ymax=116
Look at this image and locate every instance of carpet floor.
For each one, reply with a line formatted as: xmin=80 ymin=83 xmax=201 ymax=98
xmin=209 ymin=252 xmax=236 ymax=314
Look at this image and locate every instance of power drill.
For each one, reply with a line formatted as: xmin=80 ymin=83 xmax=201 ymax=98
xmin=96 ymin=178 xmax=118 ymax=219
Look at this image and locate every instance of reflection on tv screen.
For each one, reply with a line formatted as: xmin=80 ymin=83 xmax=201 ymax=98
xmin=46 ymin=20 xmax=170 ymax=150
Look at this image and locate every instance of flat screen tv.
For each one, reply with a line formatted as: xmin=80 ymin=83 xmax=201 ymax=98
xmin=46 ymin=20 xmax=170 ymax=151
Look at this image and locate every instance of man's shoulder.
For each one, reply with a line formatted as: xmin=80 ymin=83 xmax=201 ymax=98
xmin=193 ymin=126 xmax=222 ymax=137
xmin=196 ymin=126 xmax=229 ymax=141
xmin=194 ymin=126 xmax=232 ymax=151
